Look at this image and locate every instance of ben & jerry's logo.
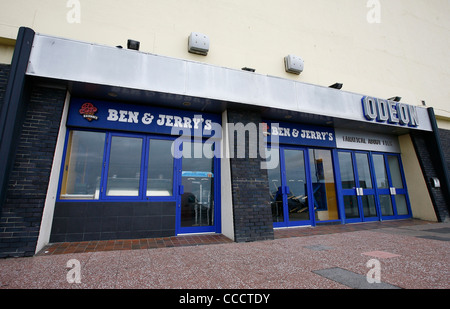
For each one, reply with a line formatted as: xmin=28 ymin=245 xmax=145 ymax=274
xmin=79 ymin=102 xmax=99 ymax=122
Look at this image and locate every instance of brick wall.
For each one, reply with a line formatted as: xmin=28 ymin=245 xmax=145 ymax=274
xmin=411 ymin=130 xmax=450 ymax=222
xmin=51 ymin=202 xmax=176 ymax=242
xmin=227 ymin=109 xmax=274 ymax=242
xmin=439 ymin=129 xmax=450 ymax=177
xmin=0 ymin=85 xmax=66 ymax=258
xmin=0 ymin=64 xmax=10 ymax=118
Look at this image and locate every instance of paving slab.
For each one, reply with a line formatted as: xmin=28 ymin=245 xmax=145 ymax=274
xmin=313 ymin=267 xmax=401 ymax=289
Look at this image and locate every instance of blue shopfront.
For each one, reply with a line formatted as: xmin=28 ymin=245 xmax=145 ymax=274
xmin=50 ymin=98 xmax=222 ymax=242
xmin=264 ymin=120 xmax=412 ymax=229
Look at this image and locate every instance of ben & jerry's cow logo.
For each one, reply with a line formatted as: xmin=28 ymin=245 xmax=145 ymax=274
xmin=79 ymin=102 xmax=99 ymax=122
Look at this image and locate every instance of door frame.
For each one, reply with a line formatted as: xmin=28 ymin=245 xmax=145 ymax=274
xmin=174 ymin=138 xmax=221 ymax=235
xmin=336 ymin=150 xmax=380 ymax=223
xmin=374 ymin=152 xmax=412 ymax=221
xmin=272 ymin=145 xmax=315 ymax=228
xmin=337 ymin=150 xmax=412 ymax=223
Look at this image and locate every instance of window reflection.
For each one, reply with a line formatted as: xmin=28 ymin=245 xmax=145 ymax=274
xmin=147 ymin=139 xmax=174 ymax=196
xmin=379 ymin=194 xmax=394 ymax=216
xmin=266 ymin=148 xmax=283 ymax=223
xmin=106 ymin=136 xmax=143 ymax=197
xmin=60 ymin=131 xmax=105 ymax=200
xmin=181 ymin=142 xmax=215 ymax=227
xmin=355 ymin=153 xmax=373 ymax=189
xmin=284 ymin=149 xmax=308 ymax=222
xmin=310 ymin=149 xmax=339 ymax=221
xmin=373 ymin=154 xmax=389 ymax=188
xmin=387 ymin=156 xmax=404 ymax=189
xmin=338 ymin=152 xmax=356 ymax=189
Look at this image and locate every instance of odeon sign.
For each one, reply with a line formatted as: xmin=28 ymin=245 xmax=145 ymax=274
xmin=362 ymin=96 xmax=419 ymax=127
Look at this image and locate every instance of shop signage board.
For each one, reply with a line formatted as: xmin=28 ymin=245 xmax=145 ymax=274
xmin=335 ymin=128 xmax=401 ymax=153
xmin=263 ymin=120 xmax=336 ymax=148
xmin=67 ymin=98 xmax=222 ymax=138
xmin=361 ymin=96 xmax=419 ymax=127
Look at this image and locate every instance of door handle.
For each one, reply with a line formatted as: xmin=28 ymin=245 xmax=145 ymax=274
xmin=356 ymin=188 xmax=364 ymax=196
xmin=390 ymin=187 xmax=396 ymax=195
xmin=179 ymin=185 xmax=184 ymax=195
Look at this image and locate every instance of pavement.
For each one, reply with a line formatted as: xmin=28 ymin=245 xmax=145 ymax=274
xmin=0 ymin=219 xmax=448 ymax=292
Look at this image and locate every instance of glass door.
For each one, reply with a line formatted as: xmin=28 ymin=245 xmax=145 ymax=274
xmin=177 ymin=140 xmax=218 ymax=234
xmin=373 ymin=153 xmax=411 ymax=219
xmin=309 ymin=149 xmax=340 ymax=222
xmin=267 ymin=147 xmax=313 ymax=228
xmin=338 ymin=151 xmax=378 ymax=222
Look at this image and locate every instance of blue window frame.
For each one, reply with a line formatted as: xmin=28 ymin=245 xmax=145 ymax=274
xmin=57 ymin=129 xmax=179 ymax=203
xmin=335 ymin=150 xmax=412 ymax=223
xmin=57 ymin=128 xmax=222 ymax=235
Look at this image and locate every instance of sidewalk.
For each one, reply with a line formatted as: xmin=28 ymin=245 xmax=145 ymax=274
xmin=0 ymin=219 xmax=448 ymax=289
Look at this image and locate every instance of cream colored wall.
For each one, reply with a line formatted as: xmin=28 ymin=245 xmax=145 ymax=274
xmin=0 ymin=0 xmax=449 ymax=126
xmin=399 ymin=134 xmax=438 ymax=222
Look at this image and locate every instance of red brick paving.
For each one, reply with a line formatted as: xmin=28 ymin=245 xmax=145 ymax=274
xmin=38 ymin=219 xmax=432 ymax=256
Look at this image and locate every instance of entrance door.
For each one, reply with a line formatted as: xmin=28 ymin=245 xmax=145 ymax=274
xmin=338 ymin=151 xmax=378 ymax=222
xmin=372 ymin=153 xmax=411 ymax=219
xmin=268 ymin=147 xmax=313 ymax=228
xmin=176 ymin=140 xmax=219 ymax=234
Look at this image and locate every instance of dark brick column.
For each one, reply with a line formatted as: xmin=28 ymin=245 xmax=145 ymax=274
xmin=227 ymin=109 xmax=274 ymax=242
xmin=411 ymin=128 xmax=450 ymax=222
xmin=0 ymin=64 xmax=10 ymax=112
xmin=0 ymin=85 xmax=66 ymax=258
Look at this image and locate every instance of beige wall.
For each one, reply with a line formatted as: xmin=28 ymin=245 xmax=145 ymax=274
xmin=399 ymin=134 xmax=438 ymax=222
xmin=0 ymin=0 xmax=449 ymax=125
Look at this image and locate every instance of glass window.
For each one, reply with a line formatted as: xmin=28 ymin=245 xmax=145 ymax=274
xmin=338 ymin=152 xmax=356 ymax=189
xmin=284 ymin=149 xmax=309 ymax=222
xmin=362 ymin=195 xmax=377 ymax=218
xmin=106 ymin=136 xmax=143 ymax=197
xmin=181 ymin=142 xmax=215 ymax=227
xmin=373 ymin=154 xmax=389 ymax=188
xmin=60 ymin=131 xmax=105 ymax=200
xmin=266 ymin=148 xmax=283 ymax=223
xmin=309 ymin=149 xmax=339 ymax=221
xmin=147 ymin=139 xmax=174 ymax=196
xmin=379 ymin=195 xmax=394 ymax=216
xmin=395 ymin=195 xmax=409 ymax=215
xmin=344 ymin=195 xmax=359 ymax=219
xmin=387 ymin=156 xmax=404 ymax=189
xmin=355 ymin=153 xmax=373 ymax=189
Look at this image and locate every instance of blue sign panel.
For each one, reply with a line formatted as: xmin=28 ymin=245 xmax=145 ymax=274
xmin=67 ymin=98 xmax=222 ymax=138
xmin=263 ymin=120 xmax=336 ymax=148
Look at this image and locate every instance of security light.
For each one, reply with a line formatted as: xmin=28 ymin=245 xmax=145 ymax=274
xmin=127 ymin=39 xmax=140 ymax=51
xmin=388 ymin=96 xmax=402 ymax=102
xmin=329 ymin=83 xmax=343 ymax=90
xmin=242 ymin=67 xmax=255 ymax=72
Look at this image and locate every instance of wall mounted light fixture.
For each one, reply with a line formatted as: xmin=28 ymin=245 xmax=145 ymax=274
xmin=127 ymin=39 xmax=140 ymax=51
xmin=329 ymin=83 xmax=343 ymax=90
xmin=388 ymin=96 xmax=402 ymax=102
xmin=242 ymin=67 xmax=255 ymax=72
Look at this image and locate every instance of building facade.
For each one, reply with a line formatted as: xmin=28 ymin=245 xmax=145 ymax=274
xmin=0 ymin=1 xmax=449 ymax=258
